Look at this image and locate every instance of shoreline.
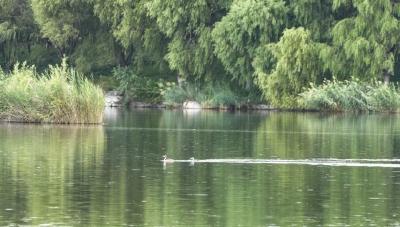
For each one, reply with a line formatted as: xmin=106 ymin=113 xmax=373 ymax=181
xmin=107 ymin=103 xmax=400 ymax=114
xmin=105 ymin=92 xmax=277 ymax=111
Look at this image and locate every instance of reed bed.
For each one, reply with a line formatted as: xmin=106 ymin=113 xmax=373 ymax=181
xmin=299 ymin=79 xmax=400 ymax=112
xmin=0 ymin=61 xmax=104 ymax=123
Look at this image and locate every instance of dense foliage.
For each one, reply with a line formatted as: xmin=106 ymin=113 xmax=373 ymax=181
xmin=113 ymin=67 xmax=163 ymax=104
xmin=2 ymin=0 xmax=400 ymax=108
xmin=255 ymin=28 xmax=326 ymax=107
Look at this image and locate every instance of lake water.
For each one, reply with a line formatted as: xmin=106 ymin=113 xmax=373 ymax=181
xmin=1 ymin=109 xmax=400 ymax=226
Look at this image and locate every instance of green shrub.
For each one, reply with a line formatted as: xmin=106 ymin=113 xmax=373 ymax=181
xmin=299 ymin=79 xmax=400 ymax=112
xmin=162 ymin=83 xmax=239 ymax=108
xmin=160 ymin=82 xmax=189 ymax=105
xmin=0 ymin=60 xmax=104 ymax=123
xmin=94 ymin=75 xmax=119 ymax=92
xmin=113 ymin=67 xmax=163 ymax=104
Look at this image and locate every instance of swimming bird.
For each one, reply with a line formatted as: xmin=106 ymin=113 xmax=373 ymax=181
xmin=189 ymin=157 xmax=195 ymax=166
xmin=162 ymin=154 xmax=174 ymax=163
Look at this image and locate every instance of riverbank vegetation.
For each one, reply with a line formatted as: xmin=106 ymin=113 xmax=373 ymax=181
xmin=2 ymin=1 xmax=400 ymax=112
xmin=162 ymin=83 xmax=239 ymax=109
xmin=0 ymin=61 xmax=104 ymax=123
xmin=299 ymin=80 xmax=400 ymax=112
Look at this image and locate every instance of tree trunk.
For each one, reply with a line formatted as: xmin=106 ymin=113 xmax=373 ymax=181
xmin=177 ymin=73 xmax=185 ymax=87
xmin=384 ymin=72 xmax=390 ymax=85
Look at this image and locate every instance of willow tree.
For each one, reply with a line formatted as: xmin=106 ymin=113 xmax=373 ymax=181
xmin=30 ymin=0 xmax=119 ymax=74
xmin=255 ymin=28 xmax=326 ymax=108
xmin=212 ymin=0 xmax=287 ymax=87
xmin=0 ymin=0 xmax=50 ymax=70
xmin=90 ymin=0 xmax=169 ymax=73
xmin=146 ymin=0 xmax=232 ymax=82
xmin=31 ymin=0 xmax=83 ymax=53
xmin=288 ymin=0 xmax=333 ymax=41
xmin=329 ymin=0 xmax=400 ymax=82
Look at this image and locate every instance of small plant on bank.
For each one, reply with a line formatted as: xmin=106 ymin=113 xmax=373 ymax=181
xmin=0 ymin=60 xmax=104 ymax=123
xmin=159 ymin=82 xmax=188 ymax=106
xmin=161 ymin=82 xmax=239 ymax=109
xmin=199 ymin=84 xmax=238 ymax=108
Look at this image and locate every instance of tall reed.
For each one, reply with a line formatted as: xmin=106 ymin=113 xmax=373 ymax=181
xmin=0 ymin=60 xmax=104 ymax=123
xmin=299 ymin=79 xmax=400 ymax=112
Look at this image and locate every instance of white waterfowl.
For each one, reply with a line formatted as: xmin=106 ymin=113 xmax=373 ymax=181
xmin=162 ymin=155 xmax=174 ymax=163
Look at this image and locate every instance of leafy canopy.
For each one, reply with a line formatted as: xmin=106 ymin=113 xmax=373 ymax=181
xmin=255 ymin=27 xmax=326 ymax=107
xmin=212 ymin=0 xmax=287 ymax=85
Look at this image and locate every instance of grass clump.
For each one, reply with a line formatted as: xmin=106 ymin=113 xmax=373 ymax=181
xmin=299 ymin=79 xmax=400 ymax=112
xmin=160 ymin=82 xmax=195 ymax=106
xmin=198 ymin=84 xmax=238 ymax=108
xmin=0 ymin=60 xmax=104 ymax=123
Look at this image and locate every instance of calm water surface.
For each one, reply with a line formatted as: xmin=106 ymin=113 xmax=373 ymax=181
xmin=1 ymin=109 xmax=400 ymax=226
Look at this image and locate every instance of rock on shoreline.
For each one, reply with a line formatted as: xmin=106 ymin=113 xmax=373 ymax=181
xmin=183 ymin=101 xmax=202 ymax=109
xmin=105 ymin=91 xmax=123 ymax=107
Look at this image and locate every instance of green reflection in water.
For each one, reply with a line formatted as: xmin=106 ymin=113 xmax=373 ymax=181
xmin=254 ymin=113 xmax=400 ymax=159
xmin=1 ymin=110 xmax=400 ymax=226
xmin=0 ymin=124 xmax=105 ymax=225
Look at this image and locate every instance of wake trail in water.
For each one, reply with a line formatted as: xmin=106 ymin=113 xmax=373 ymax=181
xmin=106 ymin=126 xmax=400 ymax=136
xmin=169 ymin=158 xmax=400 ymax=168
